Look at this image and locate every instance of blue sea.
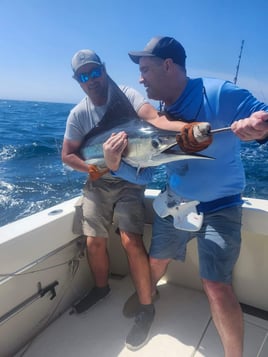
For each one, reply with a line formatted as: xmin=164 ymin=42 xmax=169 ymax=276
xmin=1 ymin=99 xmax=268 ymax=227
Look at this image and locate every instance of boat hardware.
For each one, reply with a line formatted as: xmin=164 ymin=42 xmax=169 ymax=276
xmin=0 ymin=280 xmax=59 ymax=326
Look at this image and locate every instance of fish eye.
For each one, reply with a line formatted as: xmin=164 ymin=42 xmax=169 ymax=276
xmin=151 ymin=138 xmax=162 ymax=148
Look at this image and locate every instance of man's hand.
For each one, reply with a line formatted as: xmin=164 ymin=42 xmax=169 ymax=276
xmin=103 ymin=131 xmax=128 ymax=171
xmin=176 ymin=122 xmax=213 ymax=153
xmin=231 ymin=111 xmax=268 ymax=141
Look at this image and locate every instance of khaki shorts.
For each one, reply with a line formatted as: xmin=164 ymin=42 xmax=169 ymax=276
xmin=73 ymin=178 xmax=145 ymax=238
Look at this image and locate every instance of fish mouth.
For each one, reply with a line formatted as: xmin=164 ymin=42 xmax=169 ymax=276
xmin=150 ymin=134 xmax=178 ymax=153
xmin=157 ymin=141 xmax=178 ymax=153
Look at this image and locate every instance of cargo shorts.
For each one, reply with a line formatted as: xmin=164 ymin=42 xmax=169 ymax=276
xmin=73 ymin=178 xmax=145 ymax=238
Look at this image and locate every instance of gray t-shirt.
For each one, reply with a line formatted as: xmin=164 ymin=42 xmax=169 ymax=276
xmin=64 ymin=84 xmax=148 ymax=142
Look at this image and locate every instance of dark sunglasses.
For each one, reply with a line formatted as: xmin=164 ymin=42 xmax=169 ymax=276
xmin=74 ymin=66 xmax=103 ymax=83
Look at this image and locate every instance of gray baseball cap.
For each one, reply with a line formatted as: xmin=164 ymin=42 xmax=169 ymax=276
xmin=71 ymin=49 xmax=102 ymax=73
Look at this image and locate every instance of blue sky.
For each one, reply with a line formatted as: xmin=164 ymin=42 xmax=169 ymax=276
xmin=1 ymin=0 xmax=267 ymax=105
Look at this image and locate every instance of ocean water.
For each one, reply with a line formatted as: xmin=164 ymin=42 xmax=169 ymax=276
xmin=0 ymin=99 xmax=267 ymax=227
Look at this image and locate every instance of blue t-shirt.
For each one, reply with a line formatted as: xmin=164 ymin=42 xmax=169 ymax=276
xmin=113 ymin=77 xmax=268 ymax=205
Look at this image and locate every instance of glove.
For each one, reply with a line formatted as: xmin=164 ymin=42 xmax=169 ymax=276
xmin=88 ymin=164 xmax=109 ymax=181
xmin=176 ymin=122 xmax=213 ymax=153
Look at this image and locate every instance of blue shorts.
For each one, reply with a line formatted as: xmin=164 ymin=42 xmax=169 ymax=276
xmin=150 ymin=206 xmax=242 ymax=283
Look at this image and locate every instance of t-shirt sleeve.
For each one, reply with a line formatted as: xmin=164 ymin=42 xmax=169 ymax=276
xmin=64 ymin=99 xmax=93 ymax=142
xmin=119 ymin=85 xmax=149 ymax=113
xmin=64 ymin=110 xmax=84 ymax=141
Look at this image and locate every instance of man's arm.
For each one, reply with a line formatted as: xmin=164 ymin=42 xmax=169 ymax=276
xmin=231 ymin=111 xmax=268 ymax=141
xmin=137 ymin=103 xmax=186 ymax=131
xmin=137 ymin=103 xmax=212 ymax=152
xmin=62 ymin=138 xmax=89 ymax=172
xmin=62 ymin=139 xmax=109 ymax=180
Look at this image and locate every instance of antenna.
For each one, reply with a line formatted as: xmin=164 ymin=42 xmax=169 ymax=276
xmin=233 ymin=40 xmax=245 ymax=84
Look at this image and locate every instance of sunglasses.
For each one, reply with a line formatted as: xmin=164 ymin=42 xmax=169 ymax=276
xmin=74 ymin=66 xmax=103 ymax=83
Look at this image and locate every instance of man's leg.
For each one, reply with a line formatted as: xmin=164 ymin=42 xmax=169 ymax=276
xmin=86 ymin=236 xmax=109 ymax=287
xmin=120 ymin=231 xmax=155 ymax=350
xmin=72 ymin=236 xmax=110 ymax=313
xmin=149 ymin=256 xmax=171 ymax=295
xmin=197 ymin=206 xmax=243 ymax=356
xmin=203 ymin=279 xmax=243 ymax=357
xmin=122 ymin=256 xmax=170 ymax=317
xmin=123 ymin=213 xmax=179 ymax=317
xmin=120 ymin=231 xmax=151 ymax=305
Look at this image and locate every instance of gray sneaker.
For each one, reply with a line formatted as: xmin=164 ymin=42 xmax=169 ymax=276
xmin=125 ymin=305 xmax=155 ymax=351
xmin=72 ymin=285 xmax=111 ymax=314
xmin=123 ymin=290 xmax=159 ymax=318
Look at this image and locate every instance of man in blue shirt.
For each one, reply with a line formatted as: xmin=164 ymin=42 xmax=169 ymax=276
xmin=103 ymin=36 xmax=268 ymax=357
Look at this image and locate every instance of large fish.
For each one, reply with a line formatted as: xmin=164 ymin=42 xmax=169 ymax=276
xmin=80 ymin=118 xmax=213 ymax=170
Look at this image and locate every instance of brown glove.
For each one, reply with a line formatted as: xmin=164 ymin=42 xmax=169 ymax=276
xmin=88 ymin=164 xmax=109 ymax=181
xmin=176 ymin=122 xmax=213 ymax=153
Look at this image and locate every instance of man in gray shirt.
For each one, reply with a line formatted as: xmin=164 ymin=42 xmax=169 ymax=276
xmin=62 ymin=49 xmax=157 ymax=351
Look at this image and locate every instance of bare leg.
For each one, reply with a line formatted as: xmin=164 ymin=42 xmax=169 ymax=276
xmin=202 ymin=279 xmax=243 ymax=357
xmin=122 ymin=232 xmax=157 ymax=350
xmin=86 ymin=236 xmax=109 ymax=287
xmin=72 ymin=236 xmax=110 ymax=313
xmin=149 ymin=257 xmax=171 ymax=295
xmin=120 ymin=231 xmax=152 ymax=305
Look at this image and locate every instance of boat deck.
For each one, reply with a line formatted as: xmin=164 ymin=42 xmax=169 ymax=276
xmin=17 ymin=275 xmax=268 ymax=357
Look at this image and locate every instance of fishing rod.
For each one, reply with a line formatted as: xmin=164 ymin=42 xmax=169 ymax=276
xmin=233 ymin=40 xmax=245 ymax=85
xmin=210 ymin=127 xmax=232 ymax=134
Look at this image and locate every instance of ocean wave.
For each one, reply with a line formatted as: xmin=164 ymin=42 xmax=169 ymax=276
xmin=0 ymin=143 xmax=61 ymax=162
xmin=0 ymin=146 xmax=18 ymax=161
xmin=0 ymin=178 xmax=83 ymax=227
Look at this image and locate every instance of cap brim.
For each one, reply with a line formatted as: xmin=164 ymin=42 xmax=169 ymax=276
xmin=128 ymin=51 xmax=155 ymax=64
xmin=73 ymin=60 xmax=102 ymax=74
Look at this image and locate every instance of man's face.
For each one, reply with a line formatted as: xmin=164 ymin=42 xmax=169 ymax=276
xmin=138 ymin=57 xmax=166 ymax=101
xmin=74 ymin=63 xmax=108 ymax=100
